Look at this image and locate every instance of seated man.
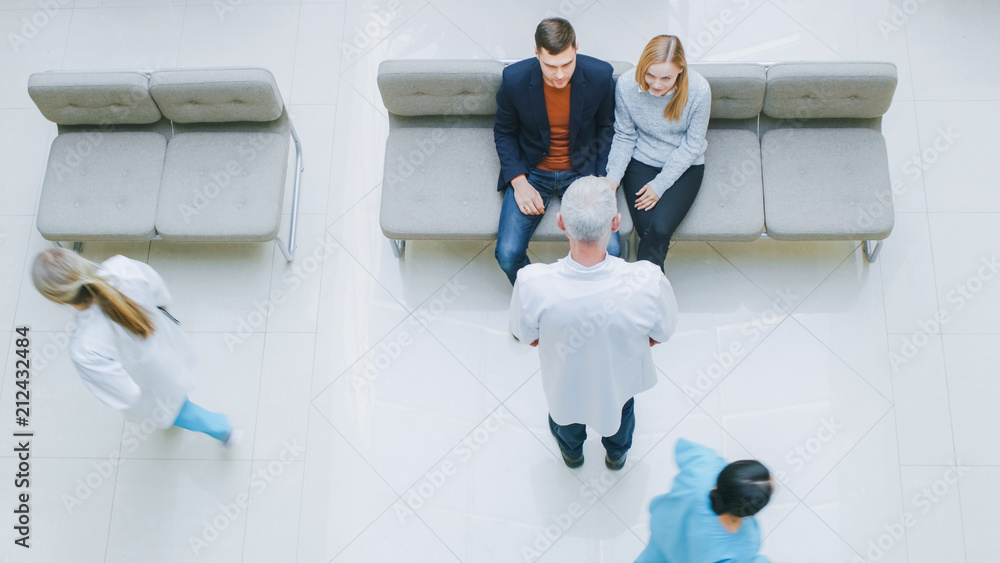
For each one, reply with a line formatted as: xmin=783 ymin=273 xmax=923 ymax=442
xmin=494 ymin=17 xmax=619 ymax=285
xmin=510 ymin=176 xmax=678 ymax=470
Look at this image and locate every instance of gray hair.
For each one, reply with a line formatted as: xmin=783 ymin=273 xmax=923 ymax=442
xmin=560 ymin=176 xmax=617 ymax=243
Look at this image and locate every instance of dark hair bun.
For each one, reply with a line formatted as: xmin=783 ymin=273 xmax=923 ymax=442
xmin=712 ymin=460 xmax=772 ymax=518
xmin=709 ymin=488 xmax=727 ymax=515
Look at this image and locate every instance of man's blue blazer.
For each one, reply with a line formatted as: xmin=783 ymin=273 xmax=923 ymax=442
xmin=493 ymin=54 xmax=616 ymax=191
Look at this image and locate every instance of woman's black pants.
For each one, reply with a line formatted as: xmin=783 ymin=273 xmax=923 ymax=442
xmin=621 ymin=159 xmax=705 ymax=268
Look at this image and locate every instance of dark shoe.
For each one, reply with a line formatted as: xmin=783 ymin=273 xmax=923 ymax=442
xmin=549 ymin=424 xmax=584 ymax=468
xmin=605 ymin=452 xmax=627 ymax=471
xmin=559 ymin=449 xmax=585 ymax=469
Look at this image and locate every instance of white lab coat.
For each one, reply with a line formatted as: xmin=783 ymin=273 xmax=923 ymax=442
xmin=510 ymin=254 xmax=678 ymax=436
xmin=69 ymin=255 xmax=195 ymax=428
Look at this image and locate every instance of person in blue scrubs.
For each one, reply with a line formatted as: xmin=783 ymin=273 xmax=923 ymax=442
xmin=636 ymin=439 xmax=773 ymax=563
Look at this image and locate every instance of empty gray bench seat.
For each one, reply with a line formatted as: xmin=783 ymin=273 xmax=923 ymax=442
xmin=760 ymin=62 xmax=896 ymax=248
xmin=31 ymin=71 xmax=167 ymax=242
xmin=28 ymin=67 xmax=303 ymax=260
xmin=149 ymin=68 xmax=291 ymax=243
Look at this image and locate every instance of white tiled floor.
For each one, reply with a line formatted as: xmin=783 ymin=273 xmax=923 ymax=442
xmin=0 ymin=1 xmax=995 ymax=561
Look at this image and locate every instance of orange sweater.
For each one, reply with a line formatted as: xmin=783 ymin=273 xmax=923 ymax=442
xmin=537 ymin=82 xmax=572 ymax=171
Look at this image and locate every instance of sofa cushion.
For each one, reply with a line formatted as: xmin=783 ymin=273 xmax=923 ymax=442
xmin=609 ymin=60 xmax=635 ymax=82
xmin=155 ymin=130 xmax=289 ymax=241
xmin=763 ymin=62 xmax=897 ymax=119
xmin=673 ymin=129 xmax=764 ymax=241
xmin=761 ymin=128 xmax=893 ymax=240
xmin=690 ymin=63 xmax=767 ymax=120
xmin=380 ymin=127 xmax=632 ymax=240
xmin=381 ymin=127 xmax=502 ymax=239
xmin=36 ymin=132 xmax=165 ymax=240
xmin=28 ymin=71 xmax=162 ymax=125
xmin=150 ymin=68 xmax=284 ymax=123
xmin=378 ymin=60 xmax=504 ymax=117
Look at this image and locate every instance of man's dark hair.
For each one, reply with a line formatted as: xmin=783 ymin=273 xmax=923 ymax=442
xmin=534 ymin=18 xmax=577 ymax=54
xmin=709 ymin=460 xmax=772 ymax=518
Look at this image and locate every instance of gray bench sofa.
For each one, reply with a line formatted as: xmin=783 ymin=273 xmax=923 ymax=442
xmin=28 ymin=67 xmax=303 ymax=261
xmin=377 ymin=60 xmax=897 ymax=262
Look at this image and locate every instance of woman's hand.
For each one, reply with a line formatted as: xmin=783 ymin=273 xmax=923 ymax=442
xmin=634 ymin=185 xmax=660 ymax=211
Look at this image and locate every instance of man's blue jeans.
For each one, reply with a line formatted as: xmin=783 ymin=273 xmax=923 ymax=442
xmin=496 ymin=168 xmax=621 ymax=285
xmin=549 ymin=398 xmax=635 ymax=462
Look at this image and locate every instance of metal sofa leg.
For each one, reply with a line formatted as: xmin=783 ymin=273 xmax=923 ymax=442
xmin=275 ymin=120 xmax=305 ymax=262
xmin=390 ymin=239 xmax=405 ymax=258
xmin=275 ymin=237 xmax=294 ymax=262
xmin=863 ymin=240 xmax=882 ymax=263
xmin=52 ymin=241 xmax=83 ymax=252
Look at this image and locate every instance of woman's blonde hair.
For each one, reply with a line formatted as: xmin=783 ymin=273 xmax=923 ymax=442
xmin=32 ymin=248 xmax=155 ymax=339
xmin=635 ymin=35 xmax=689 ymax=121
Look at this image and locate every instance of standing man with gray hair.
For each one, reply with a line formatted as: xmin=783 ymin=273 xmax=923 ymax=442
xmin=510 ymin=176 xmax=678 ymax=470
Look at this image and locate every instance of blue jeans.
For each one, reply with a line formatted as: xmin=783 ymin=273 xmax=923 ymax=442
xmin=173 ymin=398 xmax=232 ymax=442
xmin=496 ymin=168 xmax=621 ymax=285
xmin=548 ymin=398 xmax=635 ymax=461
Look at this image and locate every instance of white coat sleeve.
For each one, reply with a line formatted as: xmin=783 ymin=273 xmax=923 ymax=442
xmin=509 ymin=278 xmax=540 ymax=344
xmin=648 ymin=275 xmax=679 ymax=343
xmin=70 ymin=346 xmax=142 ymax=411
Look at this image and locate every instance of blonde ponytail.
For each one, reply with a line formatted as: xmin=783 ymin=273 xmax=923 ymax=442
xmin=85 ymin=278 xmax=156 ymax=339
xmin=32 ymin=249 xmax=156 ymax=339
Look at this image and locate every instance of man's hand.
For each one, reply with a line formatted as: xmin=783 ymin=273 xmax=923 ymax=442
xmin=530 ymin=339 xmax=539 ymax=347
xmin=512 ymin=175 xmax=545 ymax=215
xmin=635 ymin=185 xmax=660 ymax=211
xmin=649 ymin=337 xmax=660 ymax=347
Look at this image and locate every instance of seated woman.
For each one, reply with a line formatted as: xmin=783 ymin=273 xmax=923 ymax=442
xmin=605 ymin=35 xmax=710 ymax=269
xmin=637 ymin=439 xmax=773 ymax=563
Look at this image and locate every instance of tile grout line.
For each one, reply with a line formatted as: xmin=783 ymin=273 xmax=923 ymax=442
xmin=877 ymin=212 xmax=919 ymax=562
xmin=426 ymin=0 xmax=518 ymax=62
xmin=910 ymin=58 xmax=970 ymax=551
xmin=794 ymin=407 xmax=899 ymax=561
xmin=294 ymin=24 xmax=347 ymax=559
xmin=786 ymin=311 xmax=895 ymax=406
xmin=236 ymin=330 xmax=278 ymax=560
xmin=935 ymin=333 xmax=971 ymax=562
xmin=102 ymin=418 xmax=128 ymax=563
xmin=765 ymin=0 xmax=849 ymax=61
xmin=242 ymin=2 xmax=304 ymax=558
xmin=306 ymin=403 xmax=433 ymax=562
xmin=696 ymin=0 xmax=770 ymax=61
xmin=171 ymin=2 xmax=188 ymax=70
xmin=313 ymin=242 xmax=515 ymax=502
xmin=338 ymin=0 xmax=430 ymax=78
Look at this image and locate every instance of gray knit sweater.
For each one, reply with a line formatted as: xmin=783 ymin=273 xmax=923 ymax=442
xmin=605 ymin=69 xmax=711 ymax=196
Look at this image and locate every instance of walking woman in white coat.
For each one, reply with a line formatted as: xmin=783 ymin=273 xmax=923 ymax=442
xmin=32 ymin=248 xmax=240 ymax=445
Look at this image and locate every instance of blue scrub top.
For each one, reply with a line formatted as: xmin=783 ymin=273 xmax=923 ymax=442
xmin=635 ymin=439 xmax=771 ymax=563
